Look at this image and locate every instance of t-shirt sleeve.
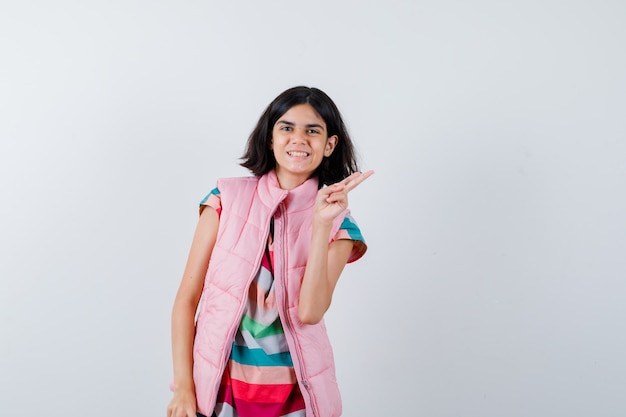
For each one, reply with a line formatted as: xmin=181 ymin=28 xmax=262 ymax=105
xmin=199 ymin=186 xmax=222 ymax=217
xmin=332 ymin=212 xmax=367 ymax=263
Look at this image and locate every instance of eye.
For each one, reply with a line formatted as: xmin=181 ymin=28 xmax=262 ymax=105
xmin=307 ymin=129 xmax=321 ymax=134
xmin=280 ymin=126 xmax=293 ymax=132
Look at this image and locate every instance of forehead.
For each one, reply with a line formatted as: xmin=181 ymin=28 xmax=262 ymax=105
xmin=275 ymin=104 xmax=326 ymax=128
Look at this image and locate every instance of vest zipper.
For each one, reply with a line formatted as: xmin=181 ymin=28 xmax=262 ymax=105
xmin=275 ymin=204 xmax=320 ymax=417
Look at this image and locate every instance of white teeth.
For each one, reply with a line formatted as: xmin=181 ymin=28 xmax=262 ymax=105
xmin=288 ymin=151 xmax=308 ymax=157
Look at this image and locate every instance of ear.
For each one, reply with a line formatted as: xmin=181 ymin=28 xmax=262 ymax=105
xmin=324 ymin=135 xmax=338 ymax=157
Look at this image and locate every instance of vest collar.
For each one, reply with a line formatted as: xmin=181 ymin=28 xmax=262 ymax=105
xmin=258 ymin=170 xmax=319 ymax=212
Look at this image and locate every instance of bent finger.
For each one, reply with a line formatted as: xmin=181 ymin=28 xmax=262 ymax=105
xmin=326 ymin=191 xmax=348 ymax=204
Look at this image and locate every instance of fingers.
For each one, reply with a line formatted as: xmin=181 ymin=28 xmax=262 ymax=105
xmin=318 ymin=170 xmax=374 ymax=207
xmin=318 ymin=186 xmax=346 ymax=205
xmin=167 ymin=400 xmax=196 ymax=417
xmin=167 ymin=408 xmax=195 ymax=417
xmin=339 ymin=170 xmax=375 ymax=193
xmin=325 ymin=189 xmax=348 ymax=204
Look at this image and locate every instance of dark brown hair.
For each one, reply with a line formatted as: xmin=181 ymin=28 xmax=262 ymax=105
xmin=240 ymin=86 xmax=359 ymax=186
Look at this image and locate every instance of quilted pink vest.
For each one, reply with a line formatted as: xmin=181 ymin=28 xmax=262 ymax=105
xmin=193 ymin=170 xmax=350 ymax=417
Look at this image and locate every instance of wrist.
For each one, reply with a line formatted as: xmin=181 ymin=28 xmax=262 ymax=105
xmin=312 ymin=215 xmax=334 ymax=230
xmin=172 ymin=379 xmax=195 ymax=393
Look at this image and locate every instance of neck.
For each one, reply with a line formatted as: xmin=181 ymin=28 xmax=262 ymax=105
xmin=275 ymin=171 xmax=310 ymax=190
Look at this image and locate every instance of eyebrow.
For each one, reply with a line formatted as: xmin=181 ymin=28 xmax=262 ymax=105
xmin=276 ymin=120 xmax=325 ymax=129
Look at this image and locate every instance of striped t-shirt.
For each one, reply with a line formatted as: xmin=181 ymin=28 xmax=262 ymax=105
xmin=200 ymin=187 xmax=366 ymax=417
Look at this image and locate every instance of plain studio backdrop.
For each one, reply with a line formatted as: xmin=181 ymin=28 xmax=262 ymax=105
xmin=1 ymin=1 xmax=625 ymax=416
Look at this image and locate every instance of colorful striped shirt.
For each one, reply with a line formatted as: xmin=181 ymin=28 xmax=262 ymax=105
xmin=200 ymin=187 xmax=365 ymax=417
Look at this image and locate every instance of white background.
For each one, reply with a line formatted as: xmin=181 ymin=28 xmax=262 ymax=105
xmin=1 ymin=1 xmax=625 ymax=416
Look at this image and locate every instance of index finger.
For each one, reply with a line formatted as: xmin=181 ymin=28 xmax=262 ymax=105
xmin=343 ymin=170 xmax=375 ymax=193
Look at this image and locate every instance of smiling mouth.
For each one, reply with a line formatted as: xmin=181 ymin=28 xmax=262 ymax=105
xmin=287 ymin=151 xmax=309 ymax=157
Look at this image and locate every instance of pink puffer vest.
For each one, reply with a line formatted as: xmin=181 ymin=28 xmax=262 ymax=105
xmin=193 ymin=170 xmax=350 ymax=417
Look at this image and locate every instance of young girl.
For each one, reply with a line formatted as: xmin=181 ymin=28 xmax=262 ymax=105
xmin=167 ymin=86 xmax=374 ymax=417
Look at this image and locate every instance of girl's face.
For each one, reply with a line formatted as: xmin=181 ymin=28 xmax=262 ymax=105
xmin=271 ymin=103 xmax=337 ymax=190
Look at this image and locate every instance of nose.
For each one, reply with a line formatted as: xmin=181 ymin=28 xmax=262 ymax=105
xmin=290 ymin=127 xmax=308 ymax=143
